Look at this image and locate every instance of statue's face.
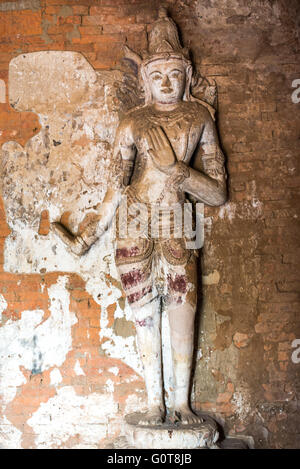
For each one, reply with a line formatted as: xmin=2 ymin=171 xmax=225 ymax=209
xmin=146 ymin=59 xmax=186 ymax=104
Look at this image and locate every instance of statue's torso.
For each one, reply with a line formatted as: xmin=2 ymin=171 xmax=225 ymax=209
xmin=127 ymin=101 xmax=206 ymax=205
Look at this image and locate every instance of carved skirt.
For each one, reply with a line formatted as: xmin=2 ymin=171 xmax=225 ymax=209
xmin=115 ymin=236 xmax=197 ymax=309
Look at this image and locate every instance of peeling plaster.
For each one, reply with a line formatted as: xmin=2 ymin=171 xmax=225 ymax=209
xmin=0 ymin=415 xmax=22 ymax=449
xmin=202 ymin=270 xmax=220 ymax=285
xmin=50 ymin=368 xmax=63 ymax=386
xmin=0 ymin=276 xmax=76 ymax=407
xmin=218 ymin=199 xmax=263 ymax=221
xmin=232 ymin=390 xmax=252 ymax=422
xmin=74 ymin=360 xmax=85 ymax=376
xmin=27 ymin=386 xmax=118 ymax=449
xmin=108 ymin=367 xmax=119 ymax=376
xmin=0 ymin=294 xmax=7 ymax=323
xmin=1 ymin=51 xmax=144 ymax=380
xmin=124 ymin=394 xmax=147 ymax=416
xmin=105 ymin=379 xmax=115 ymax=393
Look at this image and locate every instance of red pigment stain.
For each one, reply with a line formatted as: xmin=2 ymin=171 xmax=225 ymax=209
xmin=128 ymin=286 xmax=152 ymax=304
xmin=121 ymin=269 xmax=143 ymax=288
xmin=116 ymin=246 xmax=140 ymax=258
xmin=135 ymin=317 xmax=153 ymax=327
xmin=167 ymin=274 xmax=187 ymax=293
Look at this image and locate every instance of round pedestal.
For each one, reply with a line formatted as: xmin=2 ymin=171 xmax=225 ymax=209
xmin=124 ymin=412 xmax=219 ymax=449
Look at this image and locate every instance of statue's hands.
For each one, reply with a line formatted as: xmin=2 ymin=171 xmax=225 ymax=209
xmin=146 ymin=126 xmax=176 ymax=172
xmin=52 ymin=210 xmax=107 ymax=256
xmin=51 ymin=222 xmax=90 ymax=256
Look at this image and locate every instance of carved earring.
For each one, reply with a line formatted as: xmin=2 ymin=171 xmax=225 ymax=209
xmin=183 ymin=65 xmax=193 ymax=101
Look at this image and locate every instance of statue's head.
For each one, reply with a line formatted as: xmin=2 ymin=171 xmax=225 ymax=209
xmin=141 ymin=56 xmax=192 ymax=105
xmin=125 ymin=7 xmax=193 ymax=105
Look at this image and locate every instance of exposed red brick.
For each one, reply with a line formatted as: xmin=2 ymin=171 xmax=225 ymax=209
xmin=38 ymin=210 xmax=50 ymax=236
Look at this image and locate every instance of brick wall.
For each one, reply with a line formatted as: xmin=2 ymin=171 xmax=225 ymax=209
xmin=0 ymin=0 xmax=299 ymax=449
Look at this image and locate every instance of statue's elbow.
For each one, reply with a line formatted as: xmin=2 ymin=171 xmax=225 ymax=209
xmin=212 ymin=187 xmax=227 ymax=206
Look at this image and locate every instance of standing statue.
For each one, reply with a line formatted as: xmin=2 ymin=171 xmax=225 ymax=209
xmin=53 ymin=8 xmax=227 ymax=427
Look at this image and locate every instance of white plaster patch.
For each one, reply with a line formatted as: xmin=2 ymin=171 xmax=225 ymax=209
xmin=218 ymin=202 xmax=237 ymax=221
xmin=0 ymin=415 xmax=22 ymax=449
xmin=218 ymin=199 xmax=263 ymax=222
xmin=204 ymin=216 xmax=213 ymax=235
xmin=74 ymin=360 xmax=85 ymax=376
xmin=202 ymin=270 xmax=220 ymax=285
xmin=232 ymin=390 xmax=252 ymax=422
xmin=123 ymin=374 xmax=140 ymax=384
xmin=84 ymin=252 xmax=143 ymax=376
xmin=3 ymin=228 xmax=142 ymax=375
xmin=50 ymin=368 xmax=63 ymax=386
xmin=124 ymin=394 xmax=147 ymax=416
xmin=0 ymin=309 xmax=43 ymax=405
xmin=105 ymin=379 xmax=115 ymax=393
xmin=0 ymin=294 xmax=8 ymax=323
xmin=0 ymin=276 xmax=76 ymax=406
xmin=251 ymin=198 xmax=263 ymax=214
xmin=27 ymin=386 xmax=118 ymax=448
xmin=108 ymin=367 xmax=119 ymax=376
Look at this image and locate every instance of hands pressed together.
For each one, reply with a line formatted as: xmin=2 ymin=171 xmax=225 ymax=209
xmin=145 ymin=126 xmax=177 ymax=173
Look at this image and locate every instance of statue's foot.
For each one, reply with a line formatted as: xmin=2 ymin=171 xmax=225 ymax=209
xmin=136 ymin=406 xmax=165 ymax=426
xmin=169 ymin=406 xmax=204 ymax=425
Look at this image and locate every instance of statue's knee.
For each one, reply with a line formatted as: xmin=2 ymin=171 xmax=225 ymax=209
xmin=133 ymin=298 xmax=160 ymax=327
xmin=167 ymin=302 xmax=196 ymax=334
xmin=135 ymin=315 xmax=154 ymax=328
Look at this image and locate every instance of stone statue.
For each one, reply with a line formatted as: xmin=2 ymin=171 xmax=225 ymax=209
xmin=53 ymin=7 xmax=227 ymax=429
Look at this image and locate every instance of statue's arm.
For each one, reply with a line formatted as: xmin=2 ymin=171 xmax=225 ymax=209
xmin=182 ymin=111 xmax=227 ymax=206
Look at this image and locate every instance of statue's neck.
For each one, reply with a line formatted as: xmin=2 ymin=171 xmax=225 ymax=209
xmin=153 ymin=101 xmax=182 ymax=112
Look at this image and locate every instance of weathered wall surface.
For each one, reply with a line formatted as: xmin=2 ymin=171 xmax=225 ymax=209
xmin=0 ymin=0 xmax=299 ymax=449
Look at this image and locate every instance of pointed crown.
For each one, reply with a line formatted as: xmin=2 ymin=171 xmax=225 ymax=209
xmin=123 ymin=7 xmax=190 ymax=68
xmin=142 ymin=7 xmax=190 ymax=64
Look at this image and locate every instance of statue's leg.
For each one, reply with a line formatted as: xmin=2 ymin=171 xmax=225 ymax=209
xmin=132 ymin=297 xmax=165 ymax=425
xmin=166 ymin=300 xmax=203 ymax=424
xmin=162 ymin=248 xmax=203 ymax=425
xmin=115 ymin=237 xmax=165 ymax=425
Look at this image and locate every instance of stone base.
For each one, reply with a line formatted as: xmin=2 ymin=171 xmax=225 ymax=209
xmin=124 ymin=412 xmax=219 ymax=449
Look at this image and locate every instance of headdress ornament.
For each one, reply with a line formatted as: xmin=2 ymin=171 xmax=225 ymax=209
xmin=123 ymin=7 xmax=190 ymax=67
xmin=142 ymin=7 xmax=190 ymax=65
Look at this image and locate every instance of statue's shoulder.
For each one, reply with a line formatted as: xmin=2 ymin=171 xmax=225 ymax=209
xmin=187 ymin=99 xmax=216 ymax=122
xmin=118 ymin=105 xmax=147 ymax=128
xmin=124 ymin=105 xmax=147 ymax=119
xmin=185 ymin=100 xmax=212 ymax=120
